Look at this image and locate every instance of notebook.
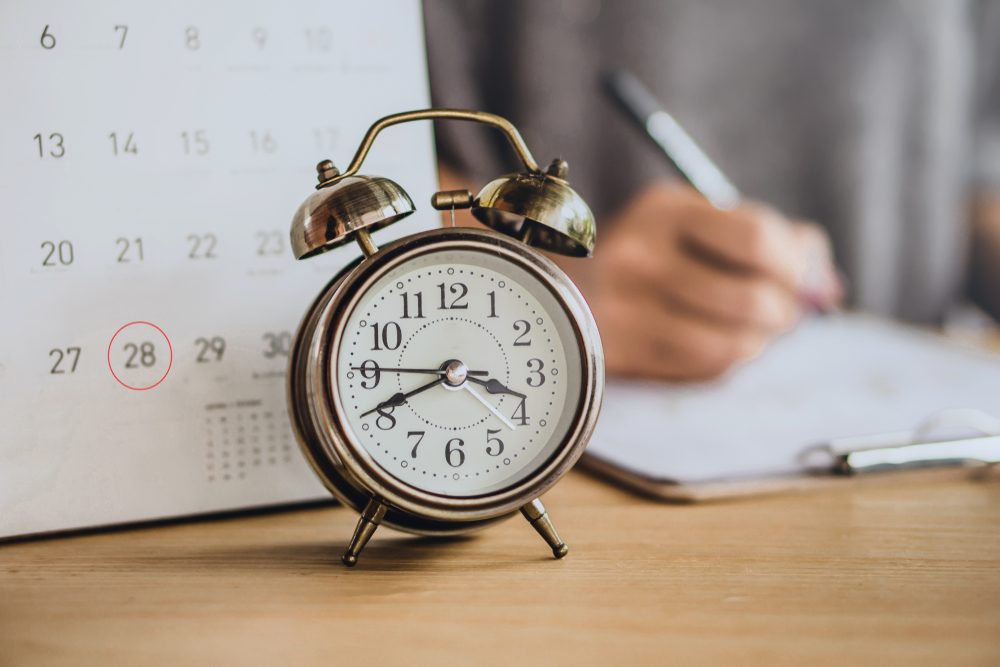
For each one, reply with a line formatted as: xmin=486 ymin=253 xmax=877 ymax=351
xmin=582 ymin=314 xmax=1000 ymax=501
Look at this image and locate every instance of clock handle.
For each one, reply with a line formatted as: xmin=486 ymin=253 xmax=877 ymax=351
xmin=342 ymin=497 xmax=388 ymax=567
xmin=521 ymin=499 xmax=569 ymax=559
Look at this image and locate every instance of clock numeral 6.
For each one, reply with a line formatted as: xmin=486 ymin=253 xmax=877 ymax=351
xmin=445 ymin=437 xmax=465 ymax=467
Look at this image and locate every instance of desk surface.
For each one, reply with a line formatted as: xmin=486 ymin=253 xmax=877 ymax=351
xmin=2 ymin=469 xmax=999 ymax=666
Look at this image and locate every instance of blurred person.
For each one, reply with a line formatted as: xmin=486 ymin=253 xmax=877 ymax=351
xmin=424 ymin=0 xmax=1000 ymax=380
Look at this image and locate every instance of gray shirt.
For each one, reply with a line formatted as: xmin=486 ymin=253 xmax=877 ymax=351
xmin=424 ymin=0 xmax=1000 ymax=322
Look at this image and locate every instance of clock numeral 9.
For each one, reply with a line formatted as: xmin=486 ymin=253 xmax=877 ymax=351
xmin=445 ymin=437 xmax=465 ymax=467
xmin=485 ymin=429 xmax=504 ymax=457
xmin=436 ymin=282 xmax=468 ymax=310
xmin=195 ymin=336 xmax=226 ymax=363
xmin=370 ymin=322 xmax=401 ymax=351
xmin=526 ymin=358 xmax=545 ymax=387
xmin=41 ymin=240 xmax=74 ymax=266
xmin=49 ymin=347 xmax=81 ymax=374
xmin=357 ymin=359 xmax=380 ymax=389
xmin=262 ymin=331 xmax=292 ymax=358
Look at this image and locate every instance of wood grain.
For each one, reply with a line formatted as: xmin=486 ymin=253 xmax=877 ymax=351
xmin=1 ymin=469 xmax=999 ymax=666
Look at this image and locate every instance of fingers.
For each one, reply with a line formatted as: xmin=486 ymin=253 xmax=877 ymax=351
xmin=678 ymin=200 xmax=805 ymax=293
xmin=596 ymin=291 xmax=768 ymax=380
xmin=661 ymin=251 xmax=799 ymax=332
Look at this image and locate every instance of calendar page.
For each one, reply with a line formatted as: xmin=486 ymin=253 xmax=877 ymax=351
xmin=0 ymin=1 xmax=439 ymax=538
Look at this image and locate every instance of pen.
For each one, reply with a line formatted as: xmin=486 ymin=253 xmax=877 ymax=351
xmin=602 ymin=69 xmax=741 ymax=210
xmin=602 ymin=68 xmax=840 ymax=311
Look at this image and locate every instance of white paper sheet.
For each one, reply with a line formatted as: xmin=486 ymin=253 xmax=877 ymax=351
xmin=587 ymin=315 xmax=1000 ymax=485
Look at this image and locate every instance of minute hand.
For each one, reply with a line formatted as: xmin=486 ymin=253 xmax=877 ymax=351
xmin=350 ymin=366 xmax=488 ymax=376
xmin=466 ymin=376 xmax=527 ymax=400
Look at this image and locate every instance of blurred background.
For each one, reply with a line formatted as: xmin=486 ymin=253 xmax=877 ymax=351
xmin=424 ymin=0 xmax=1000 ymax=380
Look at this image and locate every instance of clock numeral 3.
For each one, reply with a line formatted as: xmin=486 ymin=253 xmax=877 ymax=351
xmin=526 ymin=358 xmax=546 ymax=387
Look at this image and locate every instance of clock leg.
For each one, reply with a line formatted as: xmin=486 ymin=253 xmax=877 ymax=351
xmin=520 ymin=498 xmax=569 ymax=559
xmin=342 ymin=497 xmax=387 ymax=567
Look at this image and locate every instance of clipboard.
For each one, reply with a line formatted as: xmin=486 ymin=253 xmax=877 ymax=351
xmin=581 ymin=315 xmax=1000 ymax=502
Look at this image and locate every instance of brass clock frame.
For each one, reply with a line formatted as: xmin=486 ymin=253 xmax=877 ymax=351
xmin=287 ymin=108 xmax=603 ymax=566
xmin=288 ymin=227 xmax=604 ymax=565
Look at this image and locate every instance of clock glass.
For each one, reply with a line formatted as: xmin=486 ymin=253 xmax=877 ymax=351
xmin=334 ymin=247 xmax=584 ymax=497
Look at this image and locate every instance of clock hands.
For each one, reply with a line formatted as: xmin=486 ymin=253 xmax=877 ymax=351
xmin=359 ymin=360 xmax=527 ymax=432
xmin=461 ymin=384 xmax=517 ymax=430
xmin=350 ymin=365 xmax=488 ymax=377
xmin=466 ymin=376 xmax=527 ymax=400
xmin=360 ymin=377 xmax=443 ymax=417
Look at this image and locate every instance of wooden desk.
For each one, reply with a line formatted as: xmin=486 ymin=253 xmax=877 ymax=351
xmin=2 ymin=470 xmax=998 ymax=666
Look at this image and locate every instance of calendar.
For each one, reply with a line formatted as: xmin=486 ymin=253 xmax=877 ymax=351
xmin=0 ymin=0 xmax=438 ymax=538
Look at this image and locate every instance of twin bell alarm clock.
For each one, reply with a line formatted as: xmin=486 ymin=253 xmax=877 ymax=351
xmin=286 ymin=109 xmax=604 ymax=566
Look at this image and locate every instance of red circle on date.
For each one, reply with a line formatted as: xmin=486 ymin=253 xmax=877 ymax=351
xmin=107 ymin=321 xmax=173 ymax=391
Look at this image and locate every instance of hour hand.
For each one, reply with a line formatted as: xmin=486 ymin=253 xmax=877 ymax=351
xmin=361 ymin=378 xmax=442 ymax=417
xmin=467 ymin=376 xmax=526 ymax=400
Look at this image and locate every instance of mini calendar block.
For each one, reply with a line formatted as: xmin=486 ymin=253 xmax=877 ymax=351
xmin=0 ymin=0 xmax=438 ymax=538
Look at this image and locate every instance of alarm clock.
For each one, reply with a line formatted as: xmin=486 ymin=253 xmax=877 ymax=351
xmin=287 ymin=109 xmax=604 ymax=566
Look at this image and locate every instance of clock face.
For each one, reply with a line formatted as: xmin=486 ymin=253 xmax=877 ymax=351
xmin=334 ymin=246 xmax=584 ymax=497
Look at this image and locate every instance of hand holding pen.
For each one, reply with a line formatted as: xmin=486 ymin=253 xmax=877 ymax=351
xmin=584 ymin=70 xmax=843 ymax=380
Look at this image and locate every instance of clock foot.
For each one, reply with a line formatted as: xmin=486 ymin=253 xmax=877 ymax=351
xmin=342 ymin=497 xmax=388 ymax=567
xmin=520 ymin=498 xmax=569 ymax=559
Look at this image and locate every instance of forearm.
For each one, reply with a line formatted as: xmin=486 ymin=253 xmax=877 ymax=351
xmin=969 ymin=192 xmax=1000 ymax=321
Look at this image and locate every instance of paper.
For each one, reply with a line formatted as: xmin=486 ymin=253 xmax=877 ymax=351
xmin=0 ymin=0 xmax=437 ymax=538
xmin=587 ymin=315 xmax=1000 ymax=485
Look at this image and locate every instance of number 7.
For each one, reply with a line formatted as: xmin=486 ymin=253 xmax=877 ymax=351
xmin=407 ymin=431 xmax=425 ymax=458
xmin=114 ymin=25 xmax=127 ymax=49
